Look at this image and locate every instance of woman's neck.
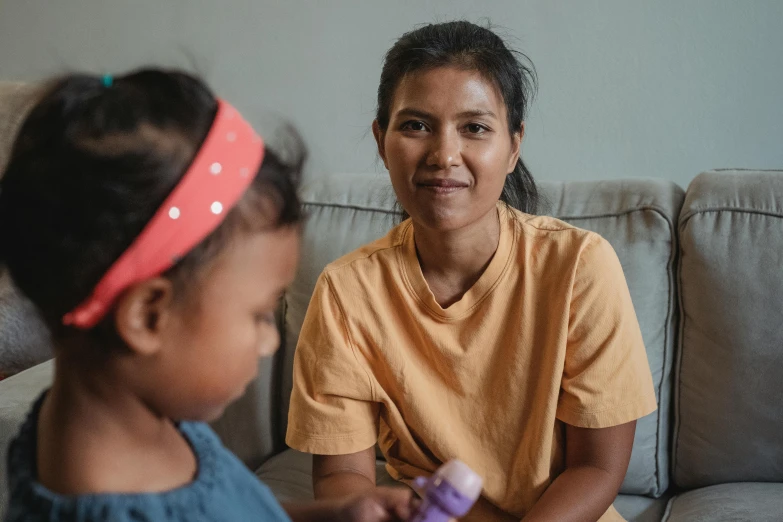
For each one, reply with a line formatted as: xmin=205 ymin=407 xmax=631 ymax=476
xmin=413 ymin=205 xmax=501 ymax=308
xmin=36 ymin=352 xmax=196 ymax=495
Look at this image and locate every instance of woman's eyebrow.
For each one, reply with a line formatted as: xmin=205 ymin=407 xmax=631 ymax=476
xmin=395 ymin=108 xmax=434 ymax=119
xmin=394 ymin=108 xmax=498 ymax=120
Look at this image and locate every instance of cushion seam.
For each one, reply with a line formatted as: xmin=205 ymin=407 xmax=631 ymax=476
xmin=673 ymin=220 xmax=687 ymax=487
xmin=557 ymin=204 xmax=676 ymax=223
xmin=302 ymin=201 xmax=399 ymax=216
xmin=680 ymin=207 xmax=783 ymax=227
xmin=303 ymin=200 xmax=680 ymax=223
xmin=656 ymin=205 xmax=677 ymax=497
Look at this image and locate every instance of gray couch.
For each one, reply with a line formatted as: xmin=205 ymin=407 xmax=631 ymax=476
xmin=1 ymin=83 xmax=782 ymax=521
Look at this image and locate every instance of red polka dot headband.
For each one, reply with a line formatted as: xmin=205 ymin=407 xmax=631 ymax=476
xmin=63 ymin=100 xmax=264 ymax=329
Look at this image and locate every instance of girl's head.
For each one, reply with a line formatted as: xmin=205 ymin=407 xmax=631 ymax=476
xmin=373 ymin=21 xmax=540 ymax=230
xmin=0 ymin=69 xmax=303 ymax=420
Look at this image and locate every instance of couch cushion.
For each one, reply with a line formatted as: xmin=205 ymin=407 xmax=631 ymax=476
xmin=673 ymin=170 xmax=783 ymax=488
xmin=209 ymin=353 xmax=283 ymax=472
xmin=0 ymin=82 xmax=53 ymax=377
xmin=0 ymin=82 xmax=40 ymax=174
xmin=663 ymin=483 xmax=783 ymax=522
xmin=281 ymin=173 xmax=683 ymax=497
xmin=614 ymin=494 xmax=670 ymax=522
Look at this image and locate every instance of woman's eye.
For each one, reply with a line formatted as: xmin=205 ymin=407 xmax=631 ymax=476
xmin=401 ymin=120 xmax=427 ymax=132
xmin=466 ymin=123 xmax=488 ymax=134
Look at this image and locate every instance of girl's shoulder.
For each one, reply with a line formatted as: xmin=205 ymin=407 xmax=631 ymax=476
xmin=5 ymin=401 xmax=289 ymax=522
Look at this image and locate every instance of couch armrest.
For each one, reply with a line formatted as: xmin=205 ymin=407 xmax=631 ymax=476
xmin=0 ymin=360 xmax=53 ymax=516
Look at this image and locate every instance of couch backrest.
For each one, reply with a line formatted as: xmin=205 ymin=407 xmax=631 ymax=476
xmin=0 ymin=83 xmax=53 ymax=375
xmin=0 ymin=82 xmax=40 ymax=174
xmin=281 ymin=173 xmax=684 ymax=497
xmin=673 ymin=170 xmax=783 ymax=488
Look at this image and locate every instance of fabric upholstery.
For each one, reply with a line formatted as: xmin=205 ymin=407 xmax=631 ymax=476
xmin=673 ymin=170 xmax=783 ymax=488
xmin=281 ymin=173 xmax=683 ymax=497
xmin=209 ymin=354 xmax=281 ymax=472
xmin=0 ymin=82 xmax=40 ymax=174
xmin=0 ymin=83 xmax=52 ymax=376
xmin=663 ymin=483 xmax=783 ymax=521
xmin=614 ymin=495 xmax=670 ymax=522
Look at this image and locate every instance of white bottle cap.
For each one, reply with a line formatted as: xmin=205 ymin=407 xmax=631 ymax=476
xmin=434 ymin=460 xmax=483 ymax=501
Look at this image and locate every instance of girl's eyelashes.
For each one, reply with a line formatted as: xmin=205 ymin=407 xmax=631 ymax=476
xmin=254 ymin=311 xmax=275 ymax=325
xmin=255 ymin=291 xmax=286 ymax=324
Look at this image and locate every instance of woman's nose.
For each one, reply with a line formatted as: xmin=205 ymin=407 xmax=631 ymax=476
xmin=426 ymin=131 xmax=462 ymax=169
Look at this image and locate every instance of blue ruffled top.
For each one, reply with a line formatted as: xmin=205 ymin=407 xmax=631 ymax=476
xmin=4 ymin=393 xmax=291 ymax=522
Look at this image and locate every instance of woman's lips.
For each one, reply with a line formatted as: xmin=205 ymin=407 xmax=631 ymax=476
xmin=417 ymin=178 xmax=469 ymax=194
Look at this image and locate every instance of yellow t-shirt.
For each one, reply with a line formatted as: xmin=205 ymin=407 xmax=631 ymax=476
xmin=287 ymin=205 xmax=657 ymax=521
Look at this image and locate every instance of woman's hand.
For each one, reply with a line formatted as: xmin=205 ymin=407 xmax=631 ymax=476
xmin=284 ymin=487 xmax=415 ymax=522
xmin=338 ymin=486 xmax=415 ymax=521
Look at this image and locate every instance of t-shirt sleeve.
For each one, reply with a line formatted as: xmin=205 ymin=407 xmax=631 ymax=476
xmin=285 ymin=272 xmax=380 ymax=454
xmin=556 ymin=235 xmax=658 ymax=428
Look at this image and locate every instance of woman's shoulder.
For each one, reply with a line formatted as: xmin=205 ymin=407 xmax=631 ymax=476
xmin=507 ymin=206 xmax=600 ymax=247
xmin=505 ymin=207 xmax=620 ymax=278
xmin=322 ymin=220 xmax=411 ymax=276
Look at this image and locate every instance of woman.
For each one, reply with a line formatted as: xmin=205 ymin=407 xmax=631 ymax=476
xmin=287 ymin=21 xmax=656 ymax=521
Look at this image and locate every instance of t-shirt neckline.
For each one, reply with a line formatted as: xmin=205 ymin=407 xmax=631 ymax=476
xmin=399 ymin=202 xmax=515 ymax=320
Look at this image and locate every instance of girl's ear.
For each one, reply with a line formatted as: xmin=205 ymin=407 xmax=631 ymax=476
xmin=372 ymin=120 xmax=389 ymax=169
xmin=114 ymin=278 xmax=176 ymax=356
xmin=508 ymin=122 xmax=525 ymax=173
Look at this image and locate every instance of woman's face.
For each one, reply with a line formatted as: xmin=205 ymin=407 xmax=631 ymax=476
xmin=374 ymin=66 xmax=523 ymax=232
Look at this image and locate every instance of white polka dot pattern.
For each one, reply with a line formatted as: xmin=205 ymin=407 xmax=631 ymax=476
xmin=62 ymin=99 xmax=265 ymax=329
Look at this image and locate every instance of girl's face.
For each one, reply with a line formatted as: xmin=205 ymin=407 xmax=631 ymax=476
xmin=374 ymin=66 xmax=522 ymax=232
xmin=146 ymin=226 xmax=300 ymax=421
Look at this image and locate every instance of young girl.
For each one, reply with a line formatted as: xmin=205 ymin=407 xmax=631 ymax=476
xmin=0 ymin=69 xmax=412 ymax=521
xmin=287 ymin=22 xmax=657 ymax=521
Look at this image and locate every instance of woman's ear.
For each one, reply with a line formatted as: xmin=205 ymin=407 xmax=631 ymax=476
xmin=372 ymin=120 xmax=389 ymax=169
xmin=114 ymin=278 xmax=176 ymax=356
xmin=508 ymin=121 xmax=525 ymax=173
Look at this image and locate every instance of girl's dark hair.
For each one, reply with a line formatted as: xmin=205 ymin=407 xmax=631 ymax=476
xmin=0 ymin=68 xmax=303 ymax=332
xmin=377 ymin=21 xmax=541 ymax=215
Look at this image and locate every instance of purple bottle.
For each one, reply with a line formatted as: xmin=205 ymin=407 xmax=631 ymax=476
xmin=408 ymin=460 xmax=483 ymax=522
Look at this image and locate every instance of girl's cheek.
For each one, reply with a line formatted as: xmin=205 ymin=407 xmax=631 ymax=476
xmin=257 ymin=325 xmax=280 ymax=357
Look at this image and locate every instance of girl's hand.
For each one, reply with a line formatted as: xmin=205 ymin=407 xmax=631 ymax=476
xmin=338 ymin=487 xmax=415 ymax=521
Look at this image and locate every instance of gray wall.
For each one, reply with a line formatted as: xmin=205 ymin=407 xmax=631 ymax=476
xmin=1 ymin=0 xmax=781 ymax=187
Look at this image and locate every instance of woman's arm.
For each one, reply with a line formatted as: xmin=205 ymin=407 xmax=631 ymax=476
xmin=522 ymin=421 xmax=636 ymax=522
xmin=283 ymin=486 xmax=413 ymax=522
xmin=285 ymin=449 xmax=415 ymax=522
xmin=312 ymin=447 xmax=377 ymax=499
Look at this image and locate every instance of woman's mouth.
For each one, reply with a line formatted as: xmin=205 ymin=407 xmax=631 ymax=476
xmin=417 ymin=178 xmax=469 ymax=194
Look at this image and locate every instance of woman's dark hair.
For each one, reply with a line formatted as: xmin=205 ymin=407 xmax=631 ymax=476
xmin=377 ymin=21 xmax=541 ymax=216
xmin=0 ymin=68 xmax=304 ymax=332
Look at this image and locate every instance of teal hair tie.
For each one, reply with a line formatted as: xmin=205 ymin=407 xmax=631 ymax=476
xmin=102 ymin=74 xmax=113 ymax=88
